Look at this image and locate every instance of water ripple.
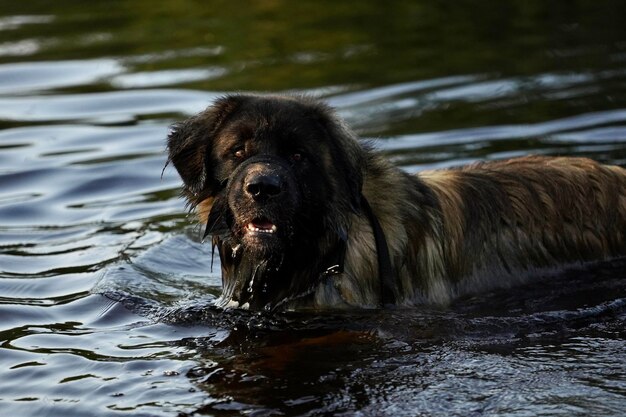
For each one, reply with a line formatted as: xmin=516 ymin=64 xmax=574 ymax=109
xmin=0 ymin=89 xmax=216 ymax=122
xmin=0 ymin=59 xmax=123 ymax=94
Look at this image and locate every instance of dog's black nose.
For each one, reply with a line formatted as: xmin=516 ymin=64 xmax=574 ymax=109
xmin=245 ymin=173 xmax=283 ymax=200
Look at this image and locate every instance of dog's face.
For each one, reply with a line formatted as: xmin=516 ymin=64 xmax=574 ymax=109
xmin=167 ymin=95 xmax=364 ymax=310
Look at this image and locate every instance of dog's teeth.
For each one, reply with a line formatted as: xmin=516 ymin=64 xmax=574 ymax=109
xmin=246 ymin=223 xmax=276 ymax=233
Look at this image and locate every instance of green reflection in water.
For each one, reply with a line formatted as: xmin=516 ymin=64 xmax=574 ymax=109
xmin=1 ymin=1 xmax=625 ymax=135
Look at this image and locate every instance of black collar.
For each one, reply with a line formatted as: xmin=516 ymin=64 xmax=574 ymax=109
xmin=360 ymin=195 xmax=397 ymax=307
xmin=321 ymin=195 xmax=397 ymax=308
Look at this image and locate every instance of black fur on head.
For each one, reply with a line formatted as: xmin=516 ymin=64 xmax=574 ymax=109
xmin=166 ymin=95 xmax=243 ymax=207
xmin=167 ymin=94 xmax=365 ymax=310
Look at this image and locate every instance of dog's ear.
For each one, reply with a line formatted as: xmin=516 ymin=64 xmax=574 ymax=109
xmin=166 ymin=96 xmax=242 ymax=204
xmin=306 ymin=100 xmax=365 ymax=213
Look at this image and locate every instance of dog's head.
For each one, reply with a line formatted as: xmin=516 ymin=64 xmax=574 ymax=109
xmin=167 ymin=95 xmax=365 ymax=310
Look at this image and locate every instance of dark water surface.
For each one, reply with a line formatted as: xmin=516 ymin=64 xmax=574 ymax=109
xmin=1 ymin=1 xmax=625 ymax=416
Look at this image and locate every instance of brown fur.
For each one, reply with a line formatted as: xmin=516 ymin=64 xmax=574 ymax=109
xmin=338 ymin=154 xmax=626 ymax=307
xmin=167 ymin=94 xmax=626 ymax=310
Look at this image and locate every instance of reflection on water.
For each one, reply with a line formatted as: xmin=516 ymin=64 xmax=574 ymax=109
xmin=0 ymin=1 xmax=625 ymax=416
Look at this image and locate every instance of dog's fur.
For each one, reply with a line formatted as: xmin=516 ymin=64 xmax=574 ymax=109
xmin=167 ymin=94 xmax=626 ymax=310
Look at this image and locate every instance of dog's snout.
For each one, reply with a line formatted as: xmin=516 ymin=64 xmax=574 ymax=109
xmin=245 ymin=173 xmax=283 ymax=200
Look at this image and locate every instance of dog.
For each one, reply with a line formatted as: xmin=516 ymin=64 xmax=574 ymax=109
xmin=167 ymin=94 xmax=626 ymax=311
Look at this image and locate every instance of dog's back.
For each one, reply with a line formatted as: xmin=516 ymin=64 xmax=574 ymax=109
xmin=415 ymin=156 xmax=626 ymax=302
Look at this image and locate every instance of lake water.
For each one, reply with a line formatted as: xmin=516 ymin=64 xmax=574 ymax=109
xmin=1 ymin=1 xmax=625 ymax=416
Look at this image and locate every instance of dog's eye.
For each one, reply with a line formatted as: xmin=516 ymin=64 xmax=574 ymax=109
xmin=232 ymin=148 xmax=245 ymax=159
xmin=291 ymin=152 xmax=305 ymax=162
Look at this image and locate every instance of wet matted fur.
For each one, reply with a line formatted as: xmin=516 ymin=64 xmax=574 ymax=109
xmin=167 ymin=94 xmax=626 ymax=311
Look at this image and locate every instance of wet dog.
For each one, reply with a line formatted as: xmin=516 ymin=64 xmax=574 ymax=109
xmin=167 ymin=94 xmax=626 ymax=311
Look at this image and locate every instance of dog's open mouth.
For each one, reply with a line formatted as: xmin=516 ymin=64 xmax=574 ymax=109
xmin=235 ymin=209 xmax=290 ymax=257
xmin=245 ymin=218 xmax=278 ymax=235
